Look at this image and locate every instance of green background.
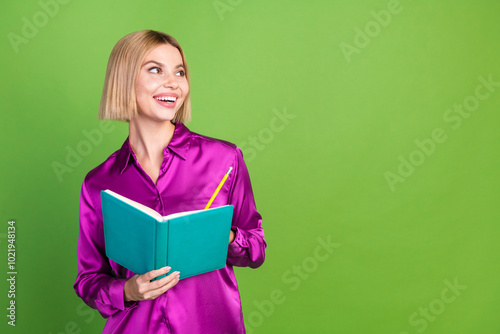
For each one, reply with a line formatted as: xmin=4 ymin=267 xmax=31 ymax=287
xmin=1 ymin=0 xmax=499 ymax=333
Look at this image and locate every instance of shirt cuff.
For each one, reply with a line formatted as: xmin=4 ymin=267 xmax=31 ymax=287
xmin=228 ymin=226 xmax=247 ymax=251
xmin=109 ymin=278 xmax=138 ymax=310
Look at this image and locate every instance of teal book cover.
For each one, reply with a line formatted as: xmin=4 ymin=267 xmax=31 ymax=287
xmin=101 ymin=190 xmax=234 ymax=280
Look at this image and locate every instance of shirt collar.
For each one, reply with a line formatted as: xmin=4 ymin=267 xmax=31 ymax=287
xmin=116 ymin=122 xmax=192 ymax=174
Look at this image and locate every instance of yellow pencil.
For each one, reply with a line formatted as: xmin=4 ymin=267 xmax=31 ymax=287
xmin=204 ymin=167 xmax=233 ymax=209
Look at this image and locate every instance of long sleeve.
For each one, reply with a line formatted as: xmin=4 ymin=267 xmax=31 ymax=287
xmin=73 ymin=179 xmax=137 ymax=318
xmin=226 ymin=147 xmax=267 ymax=268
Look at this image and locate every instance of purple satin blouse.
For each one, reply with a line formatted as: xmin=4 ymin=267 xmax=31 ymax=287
xmin=73 ymin=122 xmax=266 ymax=334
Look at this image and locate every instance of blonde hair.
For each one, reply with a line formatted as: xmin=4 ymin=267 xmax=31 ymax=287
xmin=99 ymin=30 xmax=191 ymax=123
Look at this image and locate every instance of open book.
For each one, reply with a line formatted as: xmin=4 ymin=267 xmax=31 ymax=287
xmin=101 ymin=189 xmax=234 ymax=280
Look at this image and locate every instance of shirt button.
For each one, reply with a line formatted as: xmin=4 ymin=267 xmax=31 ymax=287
xmin=155 ymin=196 xmax=160 ymax=201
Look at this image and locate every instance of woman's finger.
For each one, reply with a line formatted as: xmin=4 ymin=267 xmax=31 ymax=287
xmin=150 ymin=270 xmax=180 ymax=290
xmin=140 ymin=266 xmax=171 ymax=283
xmin=143 ymin=272 xmax=180 ymax=299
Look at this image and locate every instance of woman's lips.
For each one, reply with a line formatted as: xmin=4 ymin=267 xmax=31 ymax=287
xmin=153 ymin=94 xmax=178 ymax=108
xmin=154 ymin=97 xmax=176 ymax=108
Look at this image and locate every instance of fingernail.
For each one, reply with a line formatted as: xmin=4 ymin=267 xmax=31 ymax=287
xmin=165 ymin=266 xmax=171 ymax=271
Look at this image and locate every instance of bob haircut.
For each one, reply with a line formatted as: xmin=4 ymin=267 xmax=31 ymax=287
xmin=99 ymin=30 xmax=191 ymax=123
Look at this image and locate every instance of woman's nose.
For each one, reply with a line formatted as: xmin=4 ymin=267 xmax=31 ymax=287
xmin=163 ymin=73 xmax=179 ymax=88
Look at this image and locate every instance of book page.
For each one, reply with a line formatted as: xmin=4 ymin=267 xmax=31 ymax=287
xmin=163 ymin=209 xmax=204 ymax=220
xmin=104 ymin=190 xmax=163 ymax=221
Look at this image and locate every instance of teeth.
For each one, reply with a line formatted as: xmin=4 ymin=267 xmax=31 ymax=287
xmin=156 ymin=96 xmax=177 ymax=102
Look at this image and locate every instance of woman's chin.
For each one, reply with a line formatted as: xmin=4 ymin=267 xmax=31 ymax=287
xmin=134 ymin=110 xmax=177 ymax=124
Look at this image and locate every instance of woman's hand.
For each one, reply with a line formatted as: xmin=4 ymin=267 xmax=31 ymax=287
xmin=124 ymin=266 xmax=180 ymax=302
xmin=229 ymin=229 xmax=235 ymax=244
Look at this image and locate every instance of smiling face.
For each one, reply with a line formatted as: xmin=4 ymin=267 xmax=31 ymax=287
xmin=134 ymin=44 xmax=189 ymax=123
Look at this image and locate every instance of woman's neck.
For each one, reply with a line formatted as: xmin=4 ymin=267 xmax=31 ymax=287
xmin=128 ymin=116 xmax=176 ymax=169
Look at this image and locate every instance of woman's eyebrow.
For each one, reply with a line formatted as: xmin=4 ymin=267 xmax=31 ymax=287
xmin=143 ymin=60 xmax=164 ymax=67
xmin=142 ymin=60 xmax=184 ymax=69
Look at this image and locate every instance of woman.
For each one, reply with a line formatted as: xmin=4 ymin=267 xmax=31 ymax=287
xmin=73 ymin=30 xmax=266 ymax=334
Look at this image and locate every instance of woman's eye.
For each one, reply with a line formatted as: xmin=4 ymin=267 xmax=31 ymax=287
xmin=176 ymin=70 xmax=185 ymax=77
xmin=149 ymin=67 xmax=162 ymax=74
